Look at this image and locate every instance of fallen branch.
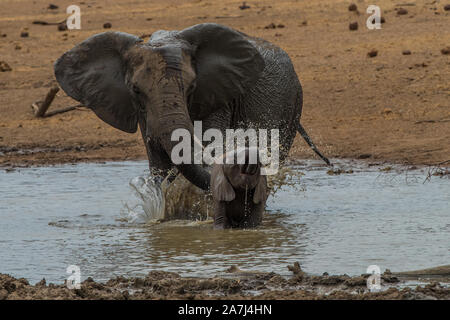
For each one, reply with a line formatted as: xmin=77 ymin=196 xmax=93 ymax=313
xmin=436 ymin=160 xmax=450 ymax=166
xmin=423 ymin=160 xmax=450 ymax=183
xmin=31 ymin=86 xmax=59 ymax=117
xmin=32 ymin=19 xmax=66 ymax=26
xmin=44 ymin=104 xmax=86 ymax=117
xmin=31 ymin=86 xmax=87 ymax=118
xmin=415 ymin=119 xmax=450 ymax=124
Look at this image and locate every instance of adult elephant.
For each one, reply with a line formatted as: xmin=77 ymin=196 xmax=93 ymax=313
xmin=54 ymin=23 xmax=329 ymax=190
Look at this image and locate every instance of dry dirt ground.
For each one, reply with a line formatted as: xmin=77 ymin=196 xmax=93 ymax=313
xmin=0 ymin=0 xmax=449 ymax=167
xmin=1 ymin=263 xmax=450 ymax=300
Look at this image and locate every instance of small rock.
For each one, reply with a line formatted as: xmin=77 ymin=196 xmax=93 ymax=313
xmin=444 ymin=4 xmax=450 ymax=11
xmin=264 ymin=23 xmax=276 ymax=29
xmin=441 ymin=47 xmax=450 ymax=55
xmin=402 ymin=50 xmax=411 ymax=55
xmin=382 ymin=108 xmax=393 ymax=115
xmin=48 ymin=4 xmax=58 ymax=9
xmin=301 ymin=20 xmax=307 ymax=26
xmin=57 ymin=23 xmax=67 ymax=31
xmin=367 ymin=49 xmax=378 ymax=57
xmin=277 ymin=24 xmax=285 ymax=28
xmin=226 ymin=266 xmax=241 ymax=273
xmin=0 ymin=33 xmax=6 ymax=38
xmin=397 ymin=8 xmax=408 ymax=15
xmin=20 ymin=31 xmax=29 ymax=38
xmin=239 ymin=2 xmax=250 ymax=10
xmin=36 ymin=278 xmax=46 ymax=286
xmin=103 ymin=22 xmax=112 ymax=29
xmin=288 ymin=262 xmax=305 ymax=276
xmin=414 ymin=62 xmax=427 ymax=68
xmin=380 ymin=16 xmax=386 ymax=23
xmin=0 ymin=61 xmax=12 ymax=72
xmin=14 ymin=44 xmax=21 ymax=50
xmin=146 ymin=18 xmax=153 ymax=21
xmin=348 ymin=3 xmax=357 ymax=11
xmin=349 ymin=22 xmax=358 ymax=30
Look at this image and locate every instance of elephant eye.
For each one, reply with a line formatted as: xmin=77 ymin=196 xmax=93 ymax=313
xmin=132 ymin=85 xmax=141 ymax=95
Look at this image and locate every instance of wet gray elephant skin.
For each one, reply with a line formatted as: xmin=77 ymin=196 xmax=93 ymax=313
xmin=211 ymin=148 xmax=267 ymax=229
xmin=54 ymin=23 xmax=330 ymax=191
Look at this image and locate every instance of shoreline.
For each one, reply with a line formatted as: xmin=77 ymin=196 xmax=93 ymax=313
xmin=1 ymin=264 xmax=449 ymax=300
xmin=1 ymin=144 xmax=449 ymax=169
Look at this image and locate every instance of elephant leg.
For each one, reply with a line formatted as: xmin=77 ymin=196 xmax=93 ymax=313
xmin=213 ymin=202 xmax=230 ymax=229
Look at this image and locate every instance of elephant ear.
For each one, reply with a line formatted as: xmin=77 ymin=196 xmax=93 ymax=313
xmin=54 ymin=32 xmax=141 ymax=133
xmin=253 ymin=174 xmax=267 ymax=204
xmin=179 ymin=23 xmax=265 ymax=107
xmin=211 ymin=164 xmax=236 ymax=202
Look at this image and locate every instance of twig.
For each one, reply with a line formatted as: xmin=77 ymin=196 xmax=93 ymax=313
xmin=44 ymin=104 xmax=86 ymax=117
xmin=436 ymin=160 xmax=450 ymax=166
xmin=32 ymin=19 xmax=66 ymax=26
xmin=423 ymin=160 xmax=450 ymax=183
xmin=215 ymin=15 xmax=243 ymax=19
xmin=415 ymin=119 xmax=450 ymax=124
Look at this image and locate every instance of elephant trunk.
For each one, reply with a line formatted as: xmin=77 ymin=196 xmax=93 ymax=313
xmin=161 ymin=125 xmax=211 ymax=191
xmin=149 ymin=91 xmax=211 ymax=191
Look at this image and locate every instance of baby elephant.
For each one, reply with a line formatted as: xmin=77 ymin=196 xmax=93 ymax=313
xmin=211 ymin=147 xmax=268 ymax=229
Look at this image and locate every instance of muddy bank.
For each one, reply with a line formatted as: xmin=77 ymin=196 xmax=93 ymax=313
xmin=1 ymin=264 xmax=449 ymax=300
xmin=1 ymin=0 xmax=449 ymax=167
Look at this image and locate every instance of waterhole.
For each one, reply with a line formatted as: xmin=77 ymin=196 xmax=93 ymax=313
xmin=0 ymin=160 xmax=448 ymax=284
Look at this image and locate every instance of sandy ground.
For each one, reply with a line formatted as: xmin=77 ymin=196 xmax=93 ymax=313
xmin=1 ymin=263 xmax=450 ymax=300
xmin=0 ymin=0 xmax=449 ymax=167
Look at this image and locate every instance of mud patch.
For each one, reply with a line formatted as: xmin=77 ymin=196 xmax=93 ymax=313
xmin=1 ymin=263 xmax=448 ymax=300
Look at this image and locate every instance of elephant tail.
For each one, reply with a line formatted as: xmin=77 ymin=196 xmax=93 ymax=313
xmin=296 ymin=122 xmax=332 ymax=166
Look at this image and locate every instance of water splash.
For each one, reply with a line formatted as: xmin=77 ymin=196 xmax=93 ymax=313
xmin=120 ymin=175 xmax=165 ymax=223
xmin=119 ymin=166 xmax=304 ymax=224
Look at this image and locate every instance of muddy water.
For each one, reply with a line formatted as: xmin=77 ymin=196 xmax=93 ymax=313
xmin=0 ymin=160 xmax=449 ymax=284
